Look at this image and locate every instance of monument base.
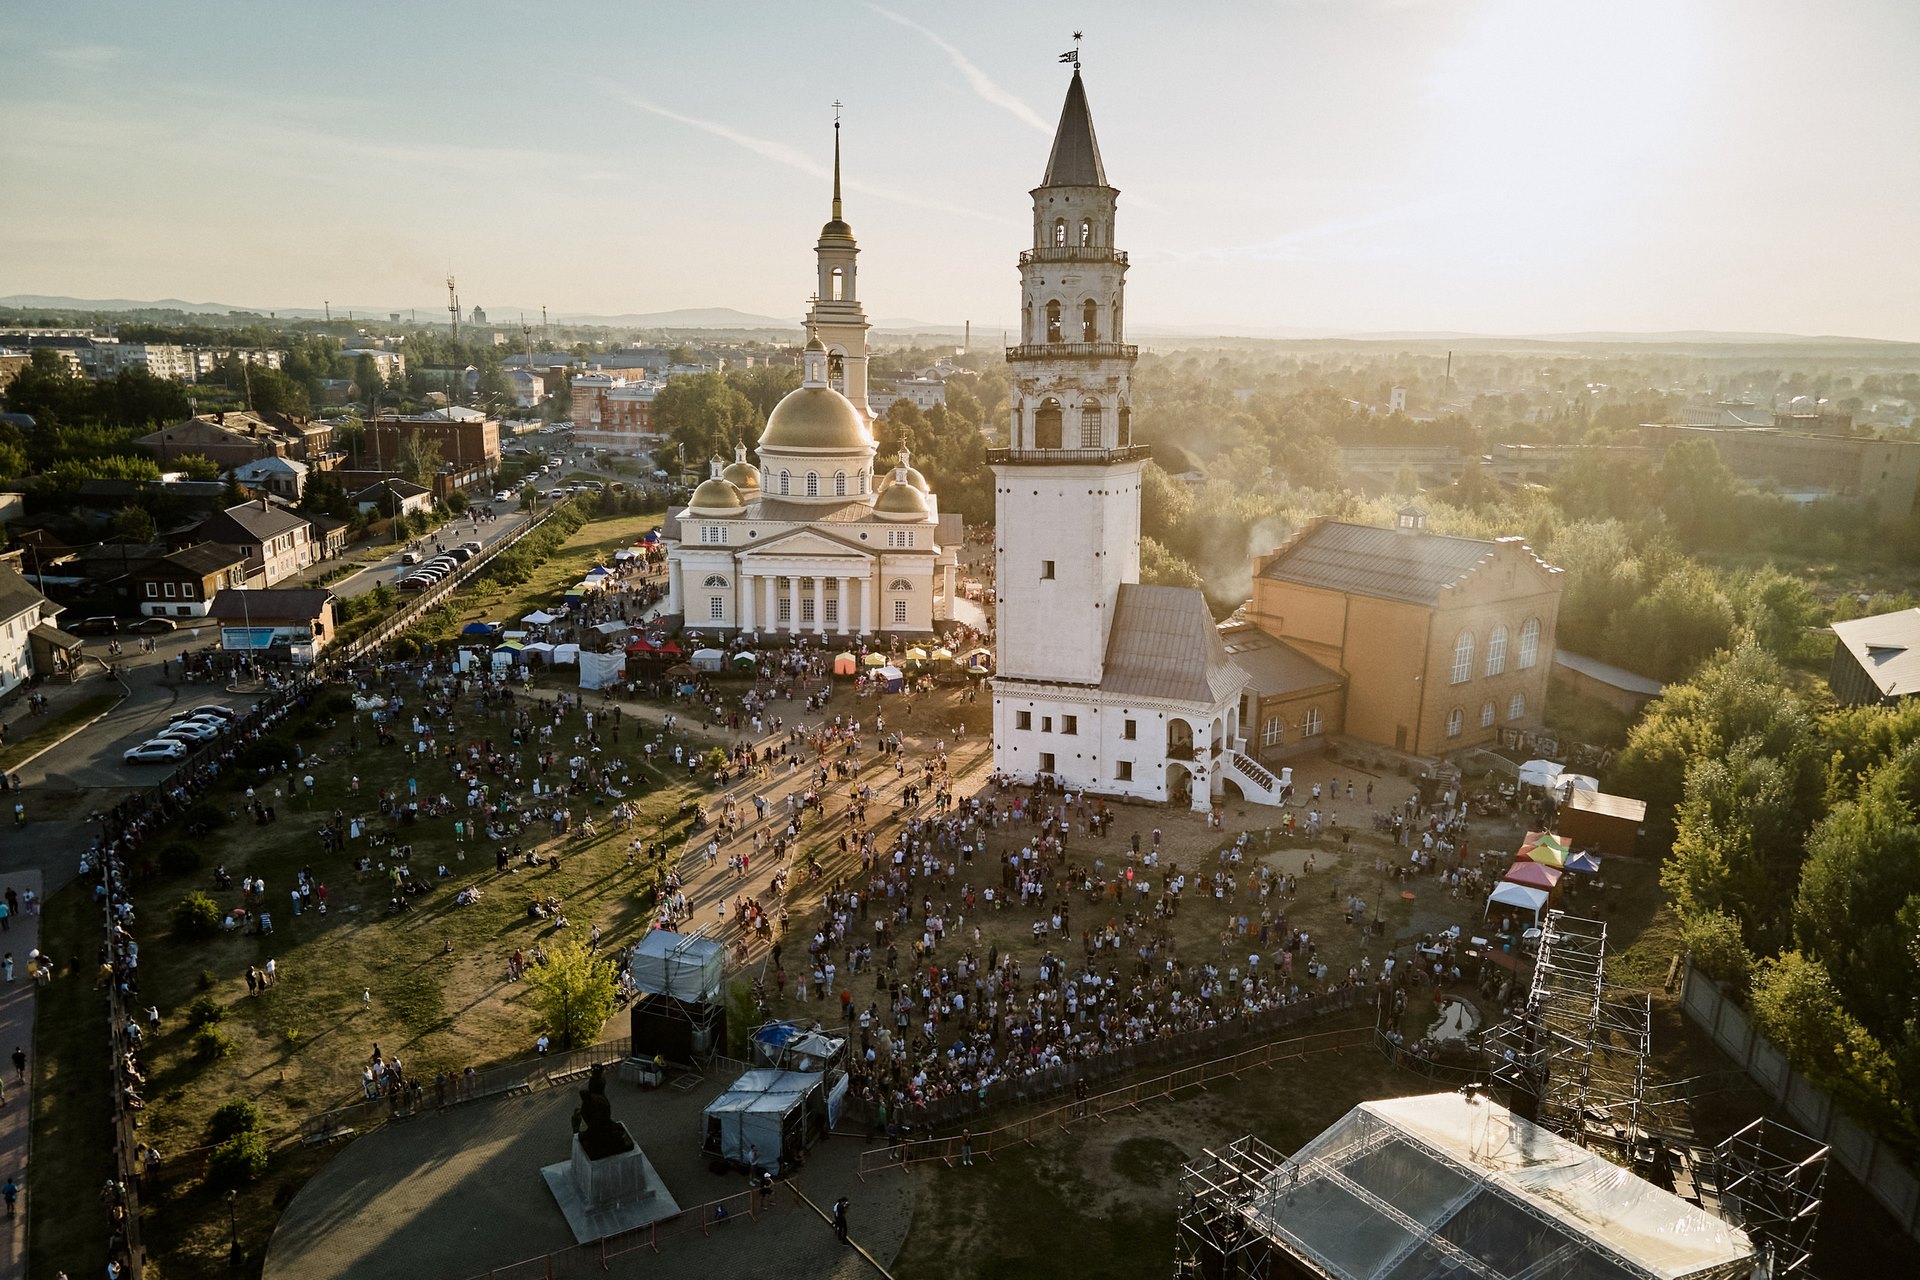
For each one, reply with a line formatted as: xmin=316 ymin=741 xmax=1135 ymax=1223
xmin=540 ymin=1126 xmax=680 ymax=1244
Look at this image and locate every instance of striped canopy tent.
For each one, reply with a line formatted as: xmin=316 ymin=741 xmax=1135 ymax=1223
xmin=862 ymin=652 xmax=887 ymax=667
xmin=1517 ymin=842 xmax=1570 ymax=869
xmin=1503 ymin=859 xmax=1563 ymax=892
xmin=833 ymin=652 xmax=859 ymax=676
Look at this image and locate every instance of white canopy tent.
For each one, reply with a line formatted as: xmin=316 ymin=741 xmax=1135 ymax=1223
xmin=630 ymin=930 xmax=726 ymax=1002
xmin=522 ymin=610 xmax=557 ymax=626
xmin=552 ymin=643 xmax=581 ymax=664
xmin=1486 ymin=880 xmax=1550 ymax=922
xmin=701 ymin=1068 xmax=825 ymax=1173
xmin=593 ymin=620 xmax=629 ymax=636
xmin=1559 ymin=773 xmax=1601 ymax=793
xmin=1517 ymin=759 xmax=1564 ymax=788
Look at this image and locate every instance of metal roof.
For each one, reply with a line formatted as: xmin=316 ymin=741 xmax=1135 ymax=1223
xmin=1564 ymin=790 xmax=1648 ymax=823
xmin=1260 ymin=520 xmax=1503 ymax=606
xmin=1101 ymin=584 xmax=1245 ymax=706
xmin=1553 ymin=649 xmax=1665 ymax=697
xmin=0 ymin=566 xmax=49 ymax=623
xmin=1042 ymin=69 xmax=1108 ymax=187
xmin=1218 ymin=625 xmax=1344 ymax=697
xmin=1830 ymin=608 xmax=1920 ymax=699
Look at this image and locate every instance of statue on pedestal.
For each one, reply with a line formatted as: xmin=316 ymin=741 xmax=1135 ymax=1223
xmin=571 ymin=1062 xmax=635 ymax=1159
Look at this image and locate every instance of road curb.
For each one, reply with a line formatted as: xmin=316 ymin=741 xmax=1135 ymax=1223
xmin=5 ymin=673 xmax=131 ymax=776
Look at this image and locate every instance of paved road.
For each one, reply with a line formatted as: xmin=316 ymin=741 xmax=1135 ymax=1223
xmin=325 ymin=502 xmax=531 ymax=601
xmin=0 ymin=873 xmax=43 ymax=1280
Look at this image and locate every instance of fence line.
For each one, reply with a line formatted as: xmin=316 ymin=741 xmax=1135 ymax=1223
xmin=855 ymin=1022 xmax=1373 ymax=1179
xmin=459 ymin=1179 xmax=793 ymax=1280
xmin=1682 ymin=962 xmax=1920 ymax=1243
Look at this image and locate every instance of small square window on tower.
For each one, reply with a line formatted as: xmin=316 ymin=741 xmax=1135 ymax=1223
xmin=1041 ymin=560 xmax=1055 ymax=580
xmin=1061 ymin=715 xmax=1077 ymax=735
xmin=1115 ymin=761 xmax=1133 ymax=781
xmin=1123 ymin=718 xmax=1137 ymax=740
xmin=1016 ymin=711 xmax=1032 ymax=730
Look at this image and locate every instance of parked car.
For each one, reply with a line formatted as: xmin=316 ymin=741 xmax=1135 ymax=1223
xmin=131 ymin=616 xmax=178 ymax=633
xmin=400 ymin=551 xmax=422 ymax=566
xmin=156 ymin=722 xmax=220 ymax=745
xmin=445 ymin=547 xmax=474 ymax=564
xmin=461 ymin=541 xmax=483 ymax=554
xmin=124 ymin=740 xmax=187 ymax=765
xmin=71 ymin=616 xmax=120 ymax=636
xmin=494 ymin=490 xmax=513 ymax=503
xmin=187 ymin=704 xmax=240 ymax=722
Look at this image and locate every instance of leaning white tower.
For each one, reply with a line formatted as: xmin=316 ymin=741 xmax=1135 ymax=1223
xmin=993 ymin=66 xmax=1143 ymax=687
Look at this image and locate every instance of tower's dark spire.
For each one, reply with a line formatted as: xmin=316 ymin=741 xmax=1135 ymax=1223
xmin=832 ymin=116 xmax=843 ymax=222
xmin=1041 ymin=68 xmax=1107 ymax=187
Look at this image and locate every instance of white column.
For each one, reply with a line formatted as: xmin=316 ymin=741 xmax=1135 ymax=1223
xmin=764 ymin=574 xmax=778 ymax=630
xmin=836 ymin=577 xmax=849 ymax=635
xmin=740 ymin=570 xmax=755 ymax=632
xmin=666 ymin=560 xmax=682 ymax=615
xmin=942 ymin=563 xmax=956 ymax=618
xmin=864 ymin=574 xmax=878 ymax=635
xmin=786 ymin=576 xmax=800 ymax=635
xmin=813 ymin=576 xmax=826 ymax=636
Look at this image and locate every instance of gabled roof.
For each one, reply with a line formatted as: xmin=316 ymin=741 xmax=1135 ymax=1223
xmin=1041 ymin=69 xmax=1108 ymax=187
xmin=1260 ymin=519 xmax=1555 ymax=606
xmin=1831 ymin=608 xmax=1920 ymax=699
xmin=205 ymin=500 xmax=310 ymax=542
xmin=1101 ymin=584 xmax=1244 ymax=706
xmin=1218 ymin=624 xmax=1344 ymax=697
xmin=352 ymin=479 xmax=431 ymax=501
xmin=0 ymin=565 xmax=49 ymax=623
xmin=155 ymin=542 xmax=248 ymax=577
xmin=208 ymin=589 xmax=332 ymax=621
xmin=235 ymin=456 xmax=308 ymax=477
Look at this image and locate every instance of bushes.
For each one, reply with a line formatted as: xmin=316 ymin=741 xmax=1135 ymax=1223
xmin=207 ymin=1130 xmax=268 ymax=1188
xmin=314 ymin=689 xmax=353 ymax=717
xmin=156 ymin=841 xmax=202 ymax=878
xmin=184 ymin=994 xmax=226 ymax=1030
xmin=172 ymin=892 xmax=224 ymax=940
xmin=194 ymin=1026 xmax=236 ymax=1061
xmin=209 ymin=1099 xmax=262 ymax=1143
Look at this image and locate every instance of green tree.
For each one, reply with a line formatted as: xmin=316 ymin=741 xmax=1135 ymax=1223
xmin=172 ymin=453 xmax=222 ymax=481
xmin=1602 ymin=561 xmax=1734 ymax=680
xmin=110 ymin=503 xmax=158 ymax=544
xmin=394 ymin=434 xmax=444 ymax=486
xmin=653 ymin=372 xmax=760 ymax=466
xmin=1663 ymin=740 xmax=1812 ymax=954
xmin=1729 ymin=563 xmax=1824 ymax=660
xmin=1748 ymin=951 xmax=1912 ymax=1143
xmin=1140 ymin=537 xmax=1205 ymax=591
xmin=526 ymin=940 xmax=618 ymax=1049
xmin=1657 ymin=438 xmax=1739 ymax=549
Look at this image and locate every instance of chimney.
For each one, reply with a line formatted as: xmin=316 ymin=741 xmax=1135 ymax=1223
xmin=260 ymin=496 xmax=270 ymax=512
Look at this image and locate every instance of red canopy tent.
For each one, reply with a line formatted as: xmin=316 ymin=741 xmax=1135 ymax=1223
xmin=1503 ymin=860 xmax=1563 ymax=892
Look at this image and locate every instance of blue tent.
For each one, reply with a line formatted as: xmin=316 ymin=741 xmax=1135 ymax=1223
xmin=462 ymin=621 xmax=499 ymax=636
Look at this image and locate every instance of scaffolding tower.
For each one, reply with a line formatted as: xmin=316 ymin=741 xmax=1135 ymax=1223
xmin=1483 ymin=912 xmax=1654 ymax=1144
xmin=1713 ymin=1117 xmax=1828 ymax=1276
xmin=1173 ymin=1135 xmax=1289 ymax=1280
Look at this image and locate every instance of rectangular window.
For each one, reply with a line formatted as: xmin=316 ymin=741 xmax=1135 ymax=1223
xmin=1041 ymin=560 xmax=1055 ymax=580
xmin=1115 ymin=761 xmax=1133 ymax=782
xmin=801 ymin=598 xmax=815 ymax=623
xmin=824 ymin=599 xmax=838 ymax=624
xmin=1261 ymin=716 xmax=1283 ymax=747
xmin=893 ymin=599 xmax=908 ymax=624
xmin=1038 ymin=752 xmax=1056 ymax=775
xmin=1041 ymin=716 xmax=1053 ymax=733
xmin=144 ymin=582 xmax=158 ymax=598
xmin=700 ymin=525 xmax=727 ymax=545
xmin=709 ymin=597 xmax=725 ymax=621
xmin=163 ymin=582 xmax=176 ymax=598
xmin=1123 ymin=718 xmax=1137 ymax=740
xmin=886 ymin=530 xmax=915 ymax=548
xmin=1061 ymin=714 xmax=1077 ymax=735
xmin=778 ymin=598 xmax=792 ymax=623
xmin=1016 ymin=711 xmax=1032 ymax=730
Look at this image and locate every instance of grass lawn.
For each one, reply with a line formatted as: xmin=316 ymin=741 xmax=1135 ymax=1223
xmin=408 ymin=512 xmax=660 ymax=645
xmin=28 ymin=884 xmax=118 ymax=1280
xmin=0 ymin=691 xmax=122 ymax=770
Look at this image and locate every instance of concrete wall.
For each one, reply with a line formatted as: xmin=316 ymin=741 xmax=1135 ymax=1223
xmin=1683 ymin=963 xmax=1920 ymax=1243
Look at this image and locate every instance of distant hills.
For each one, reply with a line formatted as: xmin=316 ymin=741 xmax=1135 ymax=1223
xmin=0 ymin=295 xmax=1910 ymax=350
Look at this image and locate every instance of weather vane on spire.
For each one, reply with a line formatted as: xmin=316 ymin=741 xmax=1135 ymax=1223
xmin=1059 ymin=32 xmax=1082 ymax=69
xmin=832 ymin=99 xmax=842 ymax=126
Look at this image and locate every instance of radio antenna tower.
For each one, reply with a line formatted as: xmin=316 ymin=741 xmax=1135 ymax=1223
xmin=447 ymin=275 xmax=461 ymax=340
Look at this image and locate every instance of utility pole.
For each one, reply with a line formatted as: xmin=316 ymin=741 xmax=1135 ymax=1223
xmin=324 ymin=300 xmax=331 ymax=323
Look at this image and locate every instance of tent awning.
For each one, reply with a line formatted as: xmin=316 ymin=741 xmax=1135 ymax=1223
xmin=1503 ymin=860 xmax=1563 ymax=890
xmin=1487 ymin=881 xmax=1549 ymax=916
xmin=1518 ymin=759 xmax=1564 ymax=788
xmin=522 ymin=610 xmax=557 ymax=625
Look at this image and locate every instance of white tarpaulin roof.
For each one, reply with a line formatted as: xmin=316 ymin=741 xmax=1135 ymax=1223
xmin=702 ymin=1068 xmax=817 ymax=1167
xmin=1486 ymin=880 xmax=1550 ymax=919
xmin=593 ymin=620 xmax=629 ymax=635
xmin=1252 ymin=1093 xmax=1753 ymax=1280
xmin=1518 ymin=759 xmax=1564 ymax=787
xmin=630 ymin=930 xmax=725 ymax=1002
xmin=552 ymin=643 xmax=581 ymax=663
xmin=522 ymin=610 xmax=557 ymax=625
xmin=578 ymin=650 xmax=623 ymax=689
xmin=1560 ymin=773 xmax=1601 ymax=793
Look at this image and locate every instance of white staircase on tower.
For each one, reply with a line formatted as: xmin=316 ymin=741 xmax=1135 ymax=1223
xmin=1223 ymin=750 xmax=1287 ymax=807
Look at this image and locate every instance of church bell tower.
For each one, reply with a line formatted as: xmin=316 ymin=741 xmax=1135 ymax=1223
xmin=804 ymin=113 xmax=872 ymax=421
xmin=992 ymin=65 xmax=1143 ymax=686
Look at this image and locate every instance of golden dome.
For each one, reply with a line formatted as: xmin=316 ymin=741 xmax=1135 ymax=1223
xmin=720 ymin=460 xmax=761 ymax=491
xmin=687 ymin=477 xmax=745 ymax=514
xmin=892 ymin=465 xmax=929 ymax=492
xmin=874 ymin=481 xmax=931 ymax=518
xmin=760 ymin=385 xmax=870 ymax=452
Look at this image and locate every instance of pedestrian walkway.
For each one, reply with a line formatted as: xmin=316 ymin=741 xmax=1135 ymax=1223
xmin=0 ymin=870 xmax=45 ymax=1280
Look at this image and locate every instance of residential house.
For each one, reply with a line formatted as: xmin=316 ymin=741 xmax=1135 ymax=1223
xmin=352 ymin=480 xmax=434 ymax=518
xmin=232 ymin=455 xmax=309 ymax=501
xmin=129 ymin=544 xmax=249 ymax=620
xmin=207 ymin=588 xmax=336 ymax=662
xmin=196 ymin=498 xmax=314 ymax=586
xmin=1829 ymin=608 xmax=1920 ymax=706
xmin=0 ymin=564 xmax=62 ymax=694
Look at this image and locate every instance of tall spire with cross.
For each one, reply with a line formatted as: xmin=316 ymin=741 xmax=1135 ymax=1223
xmin=807 ymin=102 xmax=871 ymax=420
xmin=831 ymin=99 xmax=844 ymax=223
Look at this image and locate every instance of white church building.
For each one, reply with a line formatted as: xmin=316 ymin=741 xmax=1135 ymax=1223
xmin=990 ymin=67 xmax=1283 ymax=811
xmin=663 ymin=125 xmax=960 ymax=637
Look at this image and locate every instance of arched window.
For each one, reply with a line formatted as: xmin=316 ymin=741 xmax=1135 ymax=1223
xmin=1034 ymin=399 xmax=1063 ymax=450
xmin=762 ymin=467 xmax=773 ymax=490
xmin=1118 ymin=405 xmax=1132 ymax=445
xmin=1080 ymin=219 xmax=1093 ymax=246
xmin=829 ymin=267 xmax=845 ymax=301
xmin=778 ymin=469 xmax=790 ymax=496
xmin=1518 ymin=618 xmax=1541 ymax=669
xmin=1508 ymin=692 xmax=1527 ymax=721
xmin=887 ymin=578 xmax=912 ymax=592
xmin=701 ymin=574 xmax=730 ymax=588
xmin=1053 ymin=218 xmax=1067 ymax=247
xmin=1486 ymin=626 xmax=1508 ymax=676
xmin=1447 ymin=708 xmax=1464 ymax=738
xmin=834 ymin=471 xmax=847 ymax=496
xmin=827 ymin=350 xmax=844 ymax=391
xmin=1450 ymin=631 xmax=1475 ymax=684
xmin=805 ymin=472 xmax=819 ymax=497
xmin=1303 ymin=706 xmax=1323 ymax=738
xmin=1045 ymin=299 xmax=1063 ymax=344
xmin=1080 ymin=398 xmax=1102 ymax=448
xmin=1082 ymin=298 xmax=1098 ymax=342
xmin=1480 ymin=701 xmax=1495 ymax=728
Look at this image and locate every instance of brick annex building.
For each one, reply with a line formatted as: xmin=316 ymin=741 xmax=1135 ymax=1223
xmin=1233 ymin=507 xmax=1564 ymax=763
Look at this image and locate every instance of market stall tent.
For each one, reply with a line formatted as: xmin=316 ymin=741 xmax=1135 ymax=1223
xmin=522 ymin=610 xmax=557 ymax=626
xmin=1486 ymin=880 xmax=1550 ymax=922
xmin=700 ymin=1068 xmax=828 ymax=1173
xmin=1518 ymin=759 xmax=1564 ymax=788
xmin=1503 ymin=860 xmax=1563 ymax=891
xmin=690 ymin=648 xmax=726 ymax=673
xmin=833 ymin=652 xmax=858 ymax=676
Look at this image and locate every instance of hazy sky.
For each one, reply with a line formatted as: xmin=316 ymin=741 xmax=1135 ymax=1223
xmin=5 ymin=0 xmax=1917 ymax=339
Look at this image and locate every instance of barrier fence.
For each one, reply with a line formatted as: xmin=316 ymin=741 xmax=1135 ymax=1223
xmin=1683 ymin=963 xmax=1920 ymax=1243
xmin=460 ymin=1180 xmax=790 ymax=1280
xmin=856 ymin=1022 xmax=1374 ymax=1179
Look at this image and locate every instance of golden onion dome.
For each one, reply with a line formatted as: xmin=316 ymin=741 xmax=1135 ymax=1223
xmin=874 ymin=480 xmax=931 ymax=518
xmin=720 ymin=459 xmax=761 ymax=491
xmin=760 ymin=385 xmax=870 ymax=452
xmin=687 ymin=477 xmax=745 ymax=515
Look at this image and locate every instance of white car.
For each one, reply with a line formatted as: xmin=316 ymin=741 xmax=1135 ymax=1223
xmin=494 ymin=491 xmax=513 ymax=503
xmin=155 ymin=721 xmax=220 ymax=745
xmin=125 ymin=740 xmax=187 ymax=764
